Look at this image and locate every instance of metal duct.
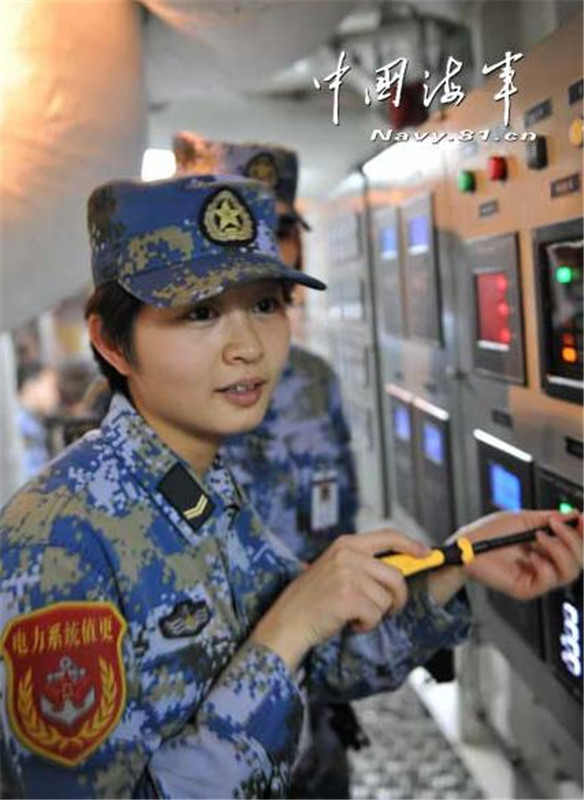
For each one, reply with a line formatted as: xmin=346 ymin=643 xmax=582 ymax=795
xmin=142 ymin=0 xmax=355 ymax=99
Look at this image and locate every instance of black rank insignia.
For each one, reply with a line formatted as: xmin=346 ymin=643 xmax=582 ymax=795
xmin=158 ymin=463 xmax=215 ymax=532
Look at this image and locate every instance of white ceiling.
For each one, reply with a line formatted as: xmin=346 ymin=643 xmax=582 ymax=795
xmin=142 ymin=0 xmax=484 ymax=197
xmin=2 ymin=0 xmax=577 ymax=332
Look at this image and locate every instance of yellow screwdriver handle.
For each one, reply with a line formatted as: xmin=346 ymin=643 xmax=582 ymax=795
xmin=379 ymin=549 xmax=446 ymax=577
xmin=378 ymin=537 xmax=476 ymax=577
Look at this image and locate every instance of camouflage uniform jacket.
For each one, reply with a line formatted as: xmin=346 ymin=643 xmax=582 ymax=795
xmin=223 ymin=345 xmax=358 ymax=562
xmin=1 ymin=394 xmax=471 ymax=799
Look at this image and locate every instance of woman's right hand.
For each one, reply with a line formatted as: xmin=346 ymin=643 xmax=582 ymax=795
xmin=251 ymin=530 xmax=430 ymax=671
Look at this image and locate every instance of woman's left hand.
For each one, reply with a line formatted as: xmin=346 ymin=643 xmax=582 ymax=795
xmin=457 ymin=510 xmax=582 ymax=600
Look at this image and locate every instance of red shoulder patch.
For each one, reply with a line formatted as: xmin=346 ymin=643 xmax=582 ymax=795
xmin=1 ymin=602 xmax=127 ymax=766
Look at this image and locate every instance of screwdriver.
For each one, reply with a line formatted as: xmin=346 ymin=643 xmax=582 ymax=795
xmin=376 ymin=519 xmax=580 ymax=578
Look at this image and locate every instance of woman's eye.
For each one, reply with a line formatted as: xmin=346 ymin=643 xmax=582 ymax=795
xmin=254 ymin=296 xmax=281 ymax=314
xmin=185 ymin=305 xmax=216 ymax=322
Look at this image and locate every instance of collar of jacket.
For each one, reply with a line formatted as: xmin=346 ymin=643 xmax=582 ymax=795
xmin=100 ymin=393 xmax=244 ymax=513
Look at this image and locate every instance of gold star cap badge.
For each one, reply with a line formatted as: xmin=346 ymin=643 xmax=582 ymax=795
xmin=245 ymin=153 xmax=279 ymax=190
xmin=201 ymin=188 xmax=256 ymax=245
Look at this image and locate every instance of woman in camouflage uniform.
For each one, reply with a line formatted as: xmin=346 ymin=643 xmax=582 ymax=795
xmin=1 ymin=174 xmax=581 ymax=799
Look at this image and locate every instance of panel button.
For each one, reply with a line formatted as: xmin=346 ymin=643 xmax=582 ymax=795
xmin=568 ymin=118 xmax=583 ymax=148
xmin=487 ymin=156 xmax=507 ymax=181
xmin=458 ymin=170 xmax=476 ymax=192
xmin=526 ymin=136 xmax=548 ymax=169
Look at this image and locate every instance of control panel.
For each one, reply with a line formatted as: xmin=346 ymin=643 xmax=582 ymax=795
xmin=469 ymin=233 xmax=526 ymax=384
xmin=534 ymin=217 xmax=583 ymax=404
xmin=413 ymin=399 xmax=455 ymax=544
xmin=325 ymin=180 xmax=389 ymax=521
xmin=400 ymin=195 xmax=442 ymax=344
xmin=537 ymin=469 xmax=583 ymax=705
xmin=475 ymin=430 xmax=545 ymax=659
xmin=386 ymin=386 xmax=418 ymax=520
xmin=321 ymin=14 xmax=583 ymax=789
xmin=372 ymin=205 xmax=405 ymax=339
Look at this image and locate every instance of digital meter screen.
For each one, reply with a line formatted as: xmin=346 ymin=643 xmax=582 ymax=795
xmin=380 ymin=226 xmax=398 ymax=259
xmin=475 ymin=271 xmax=512 ymax=346
xmin=489 ymin=461 xmax=522 ymax=510
xmin=558 ymin=599 xmax=582 ymax=679
xmin=547 ymin=581 xmax=583 ymax=701
xmin=393 ymin=406 xmax=411 ymax=441
xmin=407 ymin=216 xmax=430 ymax=252
xmin=423 ymin=421 xmax=444 ymax=465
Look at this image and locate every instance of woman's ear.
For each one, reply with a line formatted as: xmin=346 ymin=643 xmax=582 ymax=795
xmin=87 ymin=314 xmax=132 ymax=377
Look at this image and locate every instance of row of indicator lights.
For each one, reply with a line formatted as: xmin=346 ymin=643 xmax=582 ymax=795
xmin=556 ymin=264 xmax=582 ymax=363
xmin=495 ymin=274 xmax=512 ymax=345
xmin=458 ymin=157 xmax=507 ymax=192
xmin=458 ymin=119 xmax=583 ymax=192
xmin=458 ymin=145 xmax=547 ymax=188
xmin=561 ymin=333 xmax=580 ymax=364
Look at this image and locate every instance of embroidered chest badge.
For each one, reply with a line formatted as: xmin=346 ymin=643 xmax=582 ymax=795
xmin=1 ymin=602 xmax=127 ymax=766
xmin=159 ymin=599 xmax=211 ymax=638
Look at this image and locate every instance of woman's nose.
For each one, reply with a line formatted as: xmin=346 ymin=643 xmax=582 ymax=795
xmin=222 ymin=313 xmax=264 ymax=364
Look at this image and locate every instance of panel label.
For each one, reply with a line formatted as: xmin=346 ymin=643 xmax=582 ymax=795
xmin=479 ymin=200 xmax=499 ymax=218
xmin=524 ymin=99 xmax=552 ymax=127
xmin=491 ymin=409 xmax=513 ymax=429
xmin=550 ymin=174 xmax=581 ymax=198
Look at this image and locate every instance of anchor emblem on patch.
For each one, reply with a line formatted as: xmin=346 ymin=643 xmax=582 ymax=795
xmin=201 ymin=188 xmax=256 ymax=245
xmin=40 ymin=656 xmax=96 ymax=726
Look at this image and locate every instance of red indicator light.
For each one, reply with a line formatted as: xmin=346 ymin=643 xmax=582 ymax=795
xmin=488 ymin=156 xmax=507 ymax=181
xmin=563 ymin=333 xmax=575 ymax=345
xmin=476 ymin=271 xmax=513 ymax=345
xmin=562 ymin=347 xmax=578 ymax=363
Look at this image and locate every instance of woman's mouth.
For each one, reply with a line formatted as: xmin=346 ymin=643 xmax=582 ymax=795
xmin=217 ymin=378 xmax=267 ymax=408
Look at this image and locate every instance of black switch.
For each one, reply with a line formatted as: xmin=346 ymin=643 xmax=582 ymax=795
xmin=526 ymin=135 xmax=548 ymax=169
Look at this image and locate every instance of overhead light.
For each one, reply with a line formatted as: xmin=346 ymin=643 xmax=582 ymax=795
xmin=141 ymin=148 xmax=176 ymax=182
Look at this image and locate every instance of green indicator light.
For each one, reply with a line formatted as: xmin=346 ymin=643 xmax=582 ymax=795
xmin=558 ymin=501 xmax=575 ymax=513
xmin=556 ymin=265 xmax=573 ymax=284
xmin=458 ymin=171 xmax=475 ymax=193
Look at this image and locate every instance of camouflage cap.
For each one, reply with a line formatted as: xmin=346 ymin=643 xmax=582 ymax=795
xmin=172 ymin=132 xmax=310 ymax=230
xmin=87 ymin=174 xmax=325 ymax=307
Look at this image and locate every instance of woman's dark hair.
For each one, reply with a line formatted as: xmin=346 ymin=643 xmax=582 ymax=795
xmin=85 ymin=279 xmax=294 ymax=397
xmin=84 ymin=284 xmax=143 ymax=398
